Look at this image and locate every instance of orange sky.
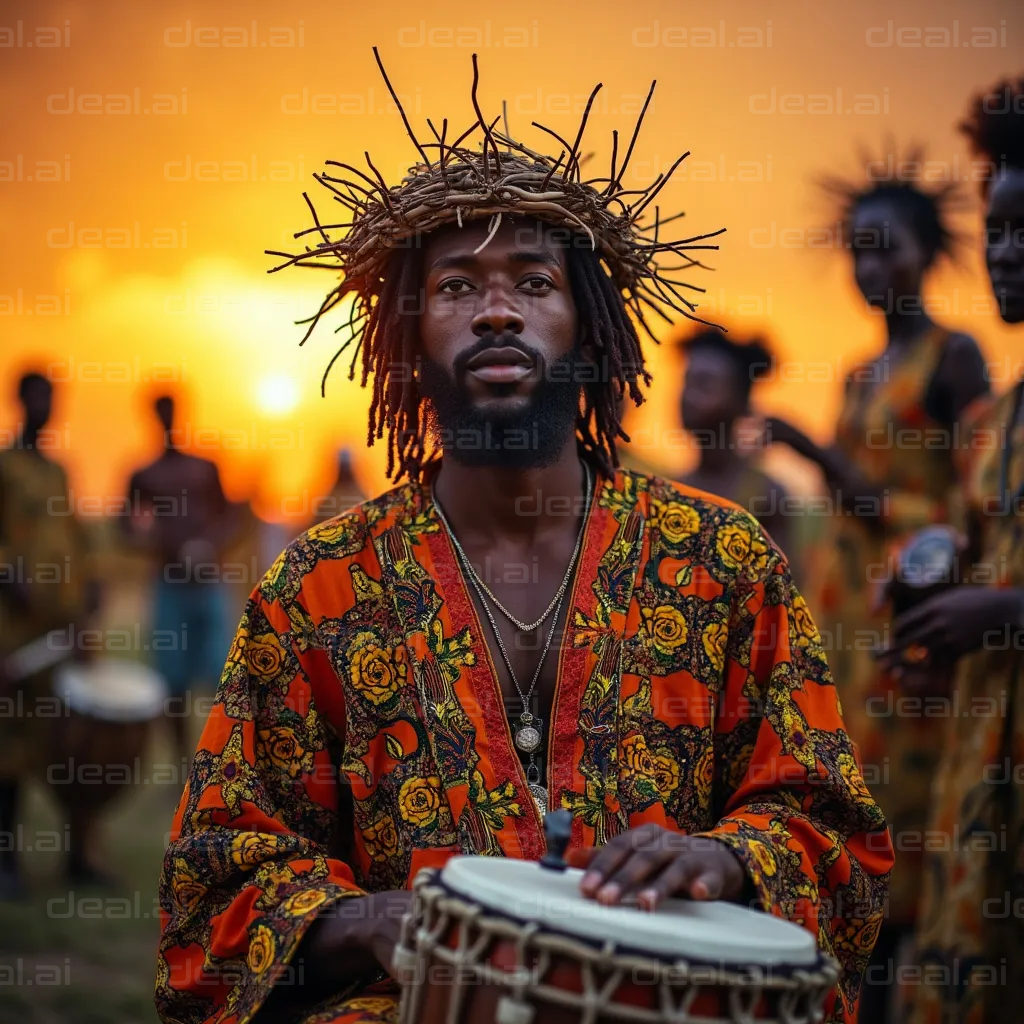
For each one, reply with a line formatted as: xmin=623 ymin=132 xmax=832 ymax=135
xmin=2 ymin=0 xmax=1022 ymax=520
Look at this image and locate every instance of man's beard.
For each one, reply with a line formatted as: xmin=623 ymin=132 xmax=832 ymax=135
xmin=419 ymin=335 xmax=584 ymax=469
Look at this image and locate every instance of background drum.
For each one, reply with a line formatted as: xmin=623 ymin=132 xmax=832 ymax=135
xmin=47 ymin=657 xmax=168 ymax=816
xmin=394 ymin=854 xmax=839 ymax=1024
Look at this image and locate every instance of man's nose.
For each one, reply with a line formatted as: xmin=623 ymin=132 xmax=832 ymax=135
xmin=471 ymin=288 xmax=525 ymax=338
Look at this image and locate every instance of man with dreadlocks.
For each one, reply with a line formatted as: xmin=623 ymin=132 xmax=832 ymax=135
xmin=155 ymin=52 xmax=892 ymax=1024
xmin=874 ymin=75 xmax=1024 ymax=1024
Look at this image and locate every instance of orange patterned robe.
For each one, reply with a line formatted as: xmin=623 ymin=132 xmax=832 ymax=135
xmin=155 ymin=468 xmax=893 ymax=1024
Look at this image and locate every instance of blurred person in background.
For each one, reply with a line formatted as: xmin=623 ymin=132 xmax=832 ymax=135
xmin=877 ymin=75 xmax=1024 ymax=1024
xmin=121 ymin=395 xmax=237 ymax=766
xmin=617 ymin=328 xmax=796 ymax=568
xmin=760 ymin=160 xmax=990 ymax=1020
xmin=311 ymin=448 xmax=367 ymax=525
xmin=0 ymin=372 xmax=99 ymax=892
xmin=677 ymin=328 xmax=794 ymax=562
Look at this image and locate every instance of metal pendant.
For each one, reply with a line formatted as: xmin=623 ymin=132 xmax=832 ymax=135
xmin=514 ymin=711 xmax=543 ymax=754
xmin=515 ymin=723 xmax=542 ymax=754
xmin=528 ymin=783 xmax=548 ymax=817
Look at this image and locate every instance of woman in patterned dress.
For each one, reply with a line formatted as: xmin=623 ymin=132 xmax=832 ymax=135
xmin=763 ymin=170 xmax=989 ymax=1020
xmin=881 ymin=74 xmax=1024 ymax=1024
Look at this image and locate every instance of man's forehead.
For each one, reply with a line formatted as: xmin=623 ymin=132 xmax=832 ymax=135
xmin=422 ymin=217 xmax=569 ymax=267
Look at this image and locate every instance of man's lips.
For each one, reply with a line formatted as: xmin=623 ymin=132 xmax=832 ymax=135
xmin=464 ymin=346 xmax=535 ymax=384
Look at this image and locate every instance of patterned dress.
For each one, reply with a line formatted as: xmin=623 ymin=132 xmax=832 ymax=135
xmin=815 ymin=327 xmax=960 ymax=927
xmin=155 ymin=467 xmax=893 ymax=1024
xmin=910 ymin=385 xmax=1024 ymax=1023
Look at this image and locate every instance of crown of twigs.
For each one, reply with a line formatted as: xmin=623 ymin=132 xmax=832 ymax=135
xmin=267 ymin=48 xmax=724 ymax=394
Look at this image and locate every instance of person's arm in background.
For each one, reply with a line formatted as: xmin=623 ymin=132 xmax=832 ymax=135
xmin=119 ymin=469 xmax=156 ymax=546
xmin=767 ymin=333 xmax=989 ymax=536
xmin=199 ymin=459 xmax=243 ymax=558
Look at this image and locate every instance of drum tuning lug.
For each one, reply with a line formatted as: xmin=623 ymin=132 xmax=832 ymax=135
xmin=539 ymin=808 xmax=573 ymax=872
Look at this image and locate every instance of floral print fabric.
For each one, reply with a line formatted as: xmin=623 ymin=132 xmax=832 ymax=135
xmin=156 ymin=467 xmax=893 ymax=1024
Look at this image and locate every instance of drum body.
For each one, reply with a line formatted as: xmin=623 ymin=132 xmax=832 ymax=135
xmin=46 ymin=658 xmax=168 ymax=812
xmin=394 ymin=858 xmax=838 ymax=1024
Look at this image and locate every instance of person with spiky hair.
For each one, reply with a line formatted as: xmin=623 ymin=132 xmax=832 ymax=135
xmin=753 ymin=152 xmax=990 ymax=1018
xmin=155 ymin=52 xmax=892 ymax=1024
xmin=874 ymin=75 xmax=1024 ymax=1024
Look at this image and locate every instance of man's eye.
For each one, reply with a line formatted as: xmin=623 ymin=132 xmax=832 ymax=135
xmin=439 ymin=279 xmax=472 ymax=294
xmin=521 ymin=276 xmax=553 ymax=291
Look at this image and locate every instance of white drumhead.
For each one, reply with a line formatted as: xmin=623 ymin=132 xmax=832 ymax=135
xmin=54 ymin=658 xmax=168 ymax=722
xmin=439 ymin=857 xmax=818 ymax=967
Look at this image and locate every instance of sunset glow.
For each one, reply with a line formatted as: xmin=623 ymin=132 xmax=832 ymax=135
xmin=3 ymin=0 xmax=1021 ymax=520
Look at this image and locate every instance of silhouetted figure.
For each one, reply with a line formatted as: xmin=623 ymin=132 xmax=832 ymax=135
xmin=122 ymin=396 xmax=235 ymax=765
xmin=882 ymin=76 xmax=1024 ymax=1024
xmin=0 ymin=373 xmax=97 ymax=892
xmin=312 ymin=448 xmax=367 ymax=524
xmin=679 ymin=329 xmax=792 ymax=559
xmin=763 ymin=156 xmax=990 ymax=1024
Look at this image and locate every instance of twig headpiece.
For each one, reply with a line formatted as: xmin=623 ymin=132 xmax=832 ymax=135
xmin=268 ymin=48 xmax=722 ymax=395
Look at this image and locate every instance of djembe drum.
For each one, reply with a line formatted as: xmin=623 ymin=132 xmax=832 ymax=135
xmin=393 ymin=814 xmax=839 ymax=1024
xmin=47 ymin=657 xmax=168 ymax=813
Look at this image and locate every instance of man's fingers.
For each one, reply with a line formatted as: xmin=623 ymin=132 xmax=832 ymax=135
xmin=635 ymin=855 xmax=705 ymax=911
xmin=579 ymin=835 xmax=635 ymax=896
xmin=579 ymin=825 xmax=665 ymax=901
xmin=595 ymin=847 xmax=676 ymax=905
xmin=688 ymin=868 xmax=724 ymax=901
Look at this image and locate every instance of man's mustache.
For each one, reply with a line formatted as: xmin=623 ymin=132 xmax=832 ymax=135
xmin=452 ymin=333 xmax=543 ymax=376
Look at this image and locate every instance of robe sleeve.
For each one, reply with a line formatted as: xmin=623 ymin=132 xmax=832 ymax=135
xmin=155 ymin=575 xmax=366 ymax=1024
xmin=694 ymin=526 xmax=894 ymax=1023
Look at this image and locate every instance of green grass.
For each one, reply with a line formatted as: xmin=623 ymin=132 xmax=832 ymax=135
xmin=0 ymin=718 xmax=202 ymax=1024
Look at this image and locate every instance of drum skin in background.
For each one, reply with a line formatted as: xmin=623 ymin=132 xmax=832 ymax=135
xmin=394 ymin=857 xmax=839 ymax=1024
xmin=46 ymin=658 xmax=168 ymax=814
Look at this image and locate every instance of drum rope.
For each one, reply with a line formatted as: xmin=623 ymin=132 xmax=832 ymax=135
xmin=395 ymin=877 xmax=840 ymax=1024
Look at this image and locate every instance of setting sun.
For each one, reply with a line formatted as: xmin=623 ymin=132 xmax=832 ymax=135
xmin=254 ymin=373 xmax=300 ymax=416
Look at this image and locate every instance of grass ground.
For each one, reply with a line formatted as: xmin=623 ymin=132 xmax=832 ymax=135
xmin=0 ymin=713 xmax=204 ymax=1023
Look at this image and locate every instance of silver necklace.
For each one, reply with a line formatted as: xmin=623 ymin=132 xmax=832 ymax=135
xmin=433 ymin=462 xmax=591 ymax=633
xmin=460 ymin=562 xmax=566 ymax=817
xmin=433 ymin=464 xmax=593 ymax=818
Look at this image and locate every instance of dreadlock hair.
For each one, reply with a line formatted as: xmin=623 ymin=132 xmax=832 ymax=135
xmin=678 ymin=328 xmax=773 ymax=404
xmin=360 ymin=224 xmax=651 ymax=485
xmin=819 ymin=144 xmax=962 ymax=267
xmin=959 ymin=74 xmax=1024 ymax=196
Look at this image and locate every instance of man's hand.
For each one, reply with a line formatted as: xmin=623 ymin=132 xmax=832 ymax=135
xmin=879 ymin=586 xmax=1024 ymax=665
xmin=572 ymin=825 xmax=747 ymax=911
xmin=301 ymin=890 xmax=414 ymax=989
